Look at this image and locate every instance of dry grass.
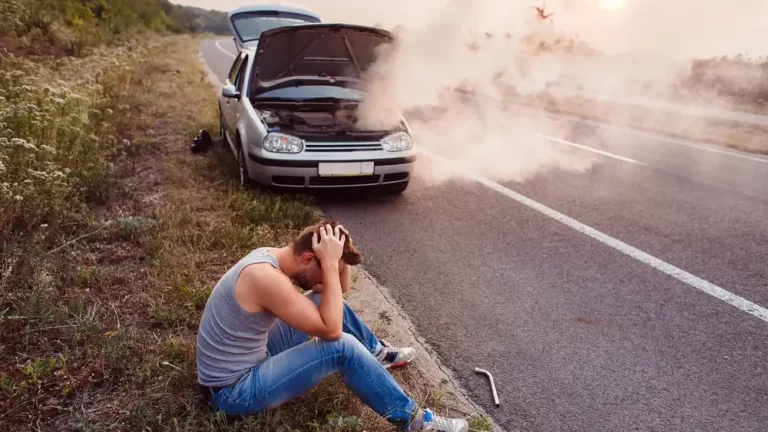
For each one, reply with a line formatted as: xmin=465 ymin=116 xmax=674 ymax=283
xmin=1 ymin=34 xmax=492 ymax=432
xmin=525 ymin=94 xmax=768 ymax=154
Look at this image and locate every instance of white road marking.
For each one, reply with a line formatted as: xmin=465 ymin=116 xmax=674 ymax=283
xmin=593 ymin=123 xmax=768 ymax=165
xmin=538 ymin=110 xmax=768 ymax=165
xmin=417 ymin=147 xmax=768 ymax=324
xmin=537 ymin=133 xmax=646 ymax=165
xmin=215 ymin=39 xmax=237 ymax=58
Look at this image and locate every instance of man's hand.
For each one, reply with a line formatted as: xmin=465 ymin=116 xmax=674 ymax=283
xmin=311 ymin=224 xmax=346 ymax=267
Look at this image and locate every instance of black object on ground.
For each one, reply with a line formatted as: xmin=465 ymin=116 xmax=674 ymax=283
xmin=191 ymin=129 xmax=213 ymax=153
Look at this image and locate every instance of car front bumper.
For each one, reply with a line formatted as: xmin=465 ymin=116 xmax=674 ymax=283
xmin=246 ymin=152 xmax=416 ymax=188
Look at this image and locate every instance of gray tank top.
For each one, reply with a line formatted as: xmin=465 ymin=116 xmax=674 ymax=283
xmin=196 ymin=247 xmax=279 ymax=387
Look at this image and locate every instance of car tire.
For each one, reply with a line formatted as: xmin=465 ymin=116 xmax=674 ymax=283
xmin=237 ymin=144 xmax=256 ymax=189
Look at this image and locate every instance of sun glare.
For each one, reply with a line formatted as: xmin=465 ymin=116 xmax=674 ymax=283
xmin=599 ymin=0 xmax=623 ymax=10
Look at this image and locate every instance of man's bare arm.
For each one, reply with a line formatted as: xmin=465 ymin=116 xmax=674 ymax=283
xmin=339 ymin=262 xmax=352 ymax=294
xmin=312 ymin=224 xmax=345 ymax=336
xmin=248 ymin=223 xmax=347 ymax=340
xmin=253 ymin=269 xmax=343 ymax=340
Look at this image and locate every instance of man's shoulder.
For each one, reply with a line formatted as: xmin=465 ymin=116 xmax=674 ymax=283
xmin=239 ymin=261 xmax=289 ymax=288
xmin=234 ymin=261 xmax=291 ymax=313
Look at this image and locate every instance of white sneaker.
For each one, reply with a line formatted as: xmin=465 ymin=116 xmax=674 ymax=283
xmin=376 ymin=339 xmax=416 ymax=369
xmin=421 ymin=409 xmax=469 ymax=432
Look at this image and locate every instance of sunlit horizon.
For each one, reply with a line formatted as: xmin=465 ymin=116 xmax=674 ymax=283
xmin=599 ymin=0 xmax=623 ymax=10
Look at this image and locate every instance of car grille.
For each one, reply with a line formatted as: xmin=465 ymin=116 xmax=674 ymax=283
xmin=304 ymin=141 xmax=383 ymax=152
xmin=383 ymin=172 xmax=409 ymax=183
xmin=272 ymin=176 xmax=305 ymax=186
xmin=309 ymin=175 xmax=381 ymax=186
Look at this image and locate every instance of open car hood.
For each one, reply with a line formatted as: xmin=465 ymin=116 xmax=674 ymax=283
xmin=250 ymin=24 xmax=394 ymax=96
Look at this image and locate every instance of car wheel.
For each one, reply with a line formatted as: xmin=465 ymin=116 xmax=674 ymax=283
xmin=237 ymin=144 xmax=255 ymax=189
xmin=219 ymin=108 xmax=229 ymax=148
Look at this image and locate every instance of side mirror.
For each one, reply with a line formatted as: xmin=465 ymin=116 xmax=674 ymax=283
xmin=222 ymin=84 xmax=240 ymax=99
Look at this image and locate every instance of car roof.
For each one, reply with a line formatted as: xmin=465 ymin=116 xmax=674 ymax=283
xmin=227 ymin=3 xmax=321 ymax=20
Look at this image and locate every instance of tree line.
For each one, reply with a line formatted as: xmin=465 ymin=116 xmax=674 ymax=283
xmin=0 ymin=0 xmax=230 ymax=56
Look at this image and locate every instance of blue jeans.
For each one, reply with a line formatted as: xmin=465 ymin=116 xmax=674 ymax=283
xmin=208 ymin=292 xmax=419 ymax=430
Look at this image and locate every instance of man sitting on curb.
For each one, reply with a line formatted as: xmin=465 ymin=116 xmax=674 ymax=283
xmin=196 ymin=220 xmax=469 ymax=432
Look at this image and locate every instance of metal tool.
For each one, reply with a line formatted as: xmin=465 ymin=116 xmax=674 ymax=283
xmin=474 ymin=367 xmax=500 ymax=406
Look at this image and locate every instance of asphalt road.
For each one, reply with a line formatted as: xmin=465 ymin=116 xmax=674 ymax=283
xmin=200 ymin=39 xmax=768 ymax=432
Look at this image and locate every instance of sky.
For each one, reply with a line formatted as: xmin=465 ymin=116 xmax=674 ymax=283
xmin=172 ymin=0 xmax=768 ymax=59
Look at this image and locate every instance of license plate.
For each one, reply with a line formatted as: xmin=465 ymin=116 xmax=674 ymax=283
xmin=318 ymin=162 xmax=374 ymax=177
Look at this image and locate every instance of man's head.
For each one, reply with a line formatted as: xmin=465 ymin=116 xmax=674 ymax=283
xmin=290 ymin=220 xmax=363 ymax=289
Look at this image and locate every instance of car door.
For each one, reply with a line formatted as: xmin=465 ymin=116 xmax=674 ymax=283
xmin=232 ymin=54 xmax=251 ymax=134
xmin=222 ymin=52 xmax=246 ymax=145
xmin=225 ymin=54 xmax=250 ymax=149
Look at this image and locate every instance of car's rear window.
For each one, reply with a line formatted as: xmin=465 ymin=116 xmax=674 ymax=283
xmin=231 ymin=12 xmax=320 ymax=43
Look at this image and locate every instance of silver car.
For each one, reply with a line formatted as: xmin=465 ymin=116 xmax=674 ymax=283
xmin=218 ymin=22 xmax=416 ymax=193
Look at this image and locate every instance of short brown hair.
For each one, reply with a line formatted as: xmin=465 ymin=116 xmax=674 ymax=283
xmin=292 ymin=220 xmax=363 ymax=266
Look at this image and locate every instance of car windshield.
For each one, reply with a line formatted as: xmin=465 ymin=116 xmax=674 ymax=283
xmin=231 ymin=12 xmax=320 ymax=43
xmin=255 ymin=86 xmax=365 ymax=102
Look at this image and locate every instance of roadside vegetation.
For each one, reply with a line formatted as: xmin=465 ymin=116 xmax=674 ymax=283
xmin=0 ymin=2 xmax=492 ymax=431
xmin=0 ymin=0 xmax=227 ymax=57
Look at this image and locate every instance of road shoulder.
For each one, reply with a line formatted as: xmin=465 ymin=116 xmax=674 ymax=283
xmin=348 ymin=268 xmax=503 ymax=431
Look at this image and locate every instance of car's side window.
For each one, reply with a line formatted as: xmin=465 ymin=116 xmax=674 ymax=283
xmin=234 ymin=55 xmax=249 ymax=93
xmin=227 ymin=53 xmax=245 ymax=84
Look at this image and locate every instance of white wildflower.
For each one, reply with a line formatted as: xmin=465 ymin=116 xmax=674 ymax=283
xmin=28 ymin=169 xmax=48 ymax=179
xmin=11 ymin=138 xmax=36 ymax=150
xmin=40 ymin=145 xmax=57 ymax=155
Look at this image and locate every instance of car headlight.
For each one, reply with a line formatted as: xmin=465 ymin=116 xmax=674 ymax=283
xmin=263 ymin=133 xmax=304 ymax=153
xmin=381 ymin=132 xmax=413 ymax=152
